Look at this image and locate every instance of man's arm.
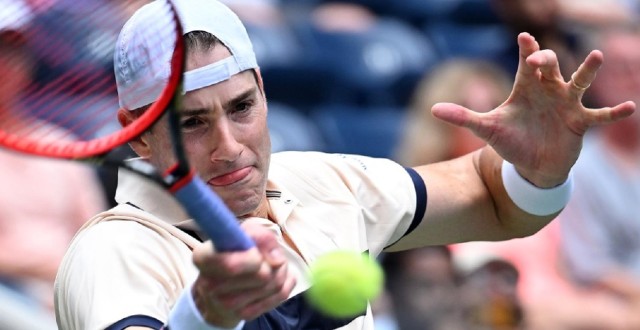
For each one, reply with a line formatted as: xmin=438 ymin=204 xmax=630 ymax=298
xmin=388 ymin=32 xmax=635 ymax=251
xmin=388 ymin=147 xmax=555 ymax=250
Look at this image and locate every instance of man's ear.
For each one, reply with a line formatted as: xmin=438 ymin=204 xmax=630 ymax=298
xmin=117 ymin=108 xmax=151 ymax=158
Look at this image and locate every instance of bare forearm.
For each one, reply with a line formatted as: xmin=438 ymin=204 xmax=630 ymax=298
xmin=387 ymin=147 xmax=557 ymax=251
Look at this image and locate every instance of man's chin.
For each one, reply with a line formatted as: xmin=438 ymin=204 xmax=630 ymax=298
xmin=224 ymin=194 xmax=263 ymax=218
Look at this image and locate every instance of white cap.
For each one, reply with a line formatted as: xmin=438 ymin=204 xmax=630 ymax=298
xmin=114 ymin=0 xmax=258 ymax=110
xmin=0 ymin=0 xmax=33 ymax=34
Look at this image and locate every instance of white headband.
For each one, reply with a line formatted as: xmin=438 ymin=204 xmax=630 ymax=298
xmin=183 ymin=53 xmax=255 ymax=92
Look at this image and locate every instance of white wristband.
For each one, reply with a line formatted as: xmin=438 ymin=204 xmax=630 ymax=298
xmin=167 ymin=284 xmax=245 ymax=330
xmin=501 ymin=160 xmax=574 ymax=216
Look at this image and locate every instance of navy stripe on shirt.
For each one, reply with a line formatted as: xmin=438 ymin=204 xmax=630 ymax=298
xmin=106 ymin=314 xmax=164 ymax=330
xmin=385 ymin=167 xmax=427 ymax=249
xmin=242 ymin=291 xmax=363 ymax=330
xmin=163 ymin=292 xmax=362 ymax=330
xmin=404 ymin=167 xmax=427 ymax=237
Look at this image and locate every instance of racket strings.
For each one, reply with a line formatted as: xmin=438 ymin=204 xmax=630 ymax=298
xmin=0 ymin=0 xmax=182 ymax=158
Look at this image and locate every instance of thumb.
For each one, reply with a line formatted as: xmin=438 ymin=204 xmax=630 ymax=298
xmin=432 ymin=102 xmax=497 ymax=142
xmin=243 ymin=222 xmax=286 ymax=267
xmin=431 ymin=102 xmax=480 ymax=129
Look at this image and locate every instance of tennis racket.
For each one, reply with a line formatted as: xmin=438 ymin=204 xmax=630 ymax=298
xmin=0 ymin=0 xmax=254 ymax=252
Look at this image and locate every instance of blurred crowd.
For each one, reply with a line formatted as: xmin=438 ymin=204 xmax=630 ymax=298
xmin=0 ymin=0 xmax=639 ymax=329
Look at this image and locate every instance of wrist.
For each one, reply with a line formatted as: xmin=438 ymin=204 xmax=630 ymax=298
xmin=501 ymin=160 xmax=574 ymax=216
xmin=166 ymin=283 xmax=245 ymax=330
xmin=512 ymin=167 xmax=569 ymax=188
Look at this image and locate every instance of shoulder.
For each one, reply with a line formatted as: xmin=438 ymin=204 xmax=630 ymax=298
xmin=55 ymin=219 xmax=196 ymax=329
xmin=58 ymin=214 xmax=195 ymax=282
xmin=269 ymin=151 xmax=419 ymax=206
xmin=59 ymin=220 xmax=183 ymax=272
xmin=270 ymin=151 xmax=406 ymax=181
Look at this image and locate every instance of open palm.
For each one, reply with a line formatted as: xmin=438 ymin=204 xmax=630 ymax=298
xmin=432 ymin=33 xmax=635 ymax=187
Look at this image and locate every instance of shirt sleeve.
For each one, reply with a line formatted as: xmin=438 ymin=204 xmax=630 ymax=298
xmin=55 ymin=220 xmax=197 ymax=330
xmin=276 ymin=152 xmax=426 ymax=257
xmin=335 ymin=154 xmax=426 ymax=253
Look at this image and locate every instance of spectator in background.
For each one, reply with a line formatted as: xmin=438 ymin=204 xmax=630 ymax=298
xmin=381 ymin=246 xmax=524 ymax=330
xmin=219 ymin=0 xmax=284 ymax=27
xmin=0 ymin=0 xmax=107 ymax=326
xmin=381 ymin=246 xmax=465 ymax=330
xmin=456 ymin=254 xmax=523 ymax=330
xmin=490 ymin=0 xmax=581 ymax=77
xmin=393 ymin=59 xmax=512 ymax=167
xmin=557 ymin=0 xmax=639 ymax=27
xmin=553 ymin=24 xmax=640 ymax=329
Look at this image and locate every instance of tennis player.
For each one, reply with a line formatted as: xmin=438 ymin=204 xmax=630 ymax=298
xmin=54 ymin=0 xmax=635 ymax=329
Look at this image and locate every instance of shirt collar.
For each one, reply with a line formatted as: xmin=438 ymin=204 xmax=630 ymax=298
xmin=114 ymin=165 xmax=300 ymax=227
xmin=114 ymin=166 xmax=190 ymax=226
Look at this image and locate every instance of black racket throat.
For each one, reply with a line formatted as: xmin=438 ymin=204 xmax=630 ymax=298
xmin=96 ymin=133 xmax=192 ymax=191
xmin=166 ymin=95 xmax=192 ymax=178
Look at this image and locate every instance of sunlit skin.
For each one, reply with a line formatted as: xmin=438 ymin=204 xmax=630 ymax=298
xmin=119 ymin=45 xmax=272 ymax=219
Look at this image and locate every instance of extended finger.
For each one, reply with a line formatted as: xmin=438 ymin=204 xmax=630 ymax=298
xmin=569 ymin=50 xmax=604 ymax=95
xmin=584 ymin=101 xmax=636 ymax=126
xmin=516 ymin=32 xmax=541 ymax=77
xmin=526 ymin=49 xmax=563 ymax=82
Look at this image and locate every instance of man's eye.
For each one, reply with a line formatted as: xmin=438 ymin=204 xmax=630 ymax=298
xmin=181 ymin=117 xmax=203 ymax=129
xmin=234 ymin=101 xmax=252 ymax=113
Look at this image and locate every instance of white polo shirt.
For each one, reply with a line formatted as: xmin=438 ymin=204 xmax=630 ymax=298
xmin=54 ymin=151 xmax=426 ymax=330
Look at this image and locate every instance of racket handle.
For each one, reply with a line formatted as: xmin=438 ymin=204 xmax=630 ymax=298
xmin=173 ymin=176 xmax=255 ymax=251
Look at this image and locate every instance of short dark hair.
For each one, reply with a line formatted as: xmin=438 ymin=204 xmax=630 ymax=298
xmin=184 ymin=30 xmax=221 ymax=54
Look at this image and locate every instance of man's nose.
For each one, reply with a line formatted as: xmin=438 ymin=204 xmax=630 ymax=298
xmin=210 ymin=120 xmax=243 ymax=162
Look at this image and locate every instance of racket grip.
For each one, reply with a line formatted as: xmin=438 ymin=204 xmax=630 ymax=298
xmin=173 ymin=176 xmax=255 ymax=252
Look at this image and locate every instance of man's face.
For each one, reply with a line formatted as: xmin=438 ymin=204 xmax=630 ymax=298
xmin=144 ymin=45 xmax=271 ymax=218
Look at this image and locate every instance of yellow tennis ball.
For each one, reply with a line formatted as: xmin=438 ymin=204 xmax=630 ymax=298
xmin=306 ymin=250 xmax=384 ymax=318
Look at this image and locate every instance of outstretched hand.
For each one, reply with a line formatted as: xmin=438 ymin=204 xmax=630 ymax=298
xmin=432 ymin=32 xmax=636 ymax=188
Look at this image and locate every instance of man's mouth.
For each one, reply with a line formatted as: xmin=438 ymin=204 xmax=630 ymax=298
xmin=208 ymin=167 xmax=251 ymax=186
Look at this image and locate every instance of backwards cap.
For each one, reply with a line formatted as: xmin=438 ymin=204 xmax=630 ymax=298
xmin=114 ymin=0 xmax=258 ymax=110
